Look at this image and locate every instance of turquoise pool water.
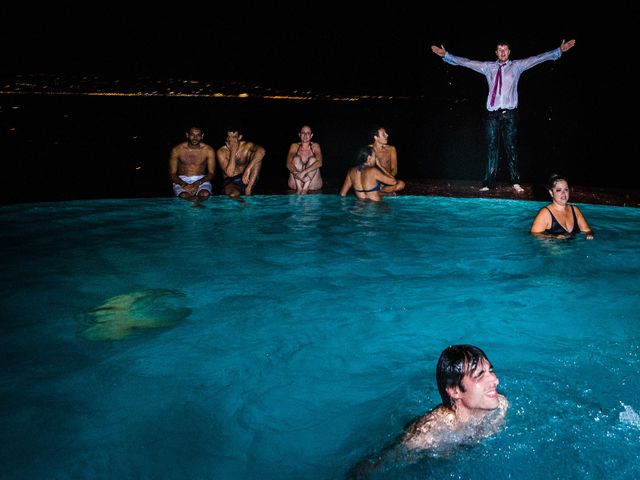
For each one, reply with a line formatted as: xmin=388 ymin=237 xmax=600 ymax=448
xmin=1 ymin=196 xmax=639 ymax=479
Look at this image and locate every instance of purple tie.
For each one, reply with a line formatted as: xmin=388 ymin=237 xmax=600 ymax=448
xmin=490 ymin=63 xmax=504 ymax=107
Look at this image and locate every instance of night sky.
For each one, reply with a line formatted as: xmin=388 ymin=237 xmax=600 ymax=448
xmin=2 ymin=2 xmax=638 ymax=197
xmin=4 ymin=3 xmax=629 ymax=95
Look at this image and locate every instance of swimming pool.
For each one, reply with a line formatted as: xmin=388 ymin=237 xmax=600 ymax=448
xmin=1 ymin=196 xmax=639 ymax=479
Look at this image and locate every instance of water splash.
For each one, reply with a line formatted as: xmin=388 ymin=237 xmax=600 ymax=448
xmin=619 ymin=402 xmax=640 ymax=428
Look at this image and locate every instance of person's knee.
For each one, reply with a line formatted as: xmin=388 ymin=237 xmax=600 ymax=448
xmin=224 ymin=186 xmax=240 ymax=198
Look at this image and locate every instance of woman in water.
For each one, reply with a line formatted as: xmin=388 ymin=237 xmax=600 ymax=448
xmin=286 ymin=125 xmax=323 ymax=194
xmin=530 ymin=174 xmax=594 ymax=239
xmin=339 ymin=146 xmax=397 ymax=202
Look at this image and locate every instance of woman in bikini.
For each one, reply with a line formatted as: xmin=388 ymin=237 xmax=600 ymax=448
xmin=530 ymin=174 xmax=594 ymax=239
xmin=339 ymin=146 xmax=397 ymax=202
xmin=286 ymin=125 xmax=323 ymax=194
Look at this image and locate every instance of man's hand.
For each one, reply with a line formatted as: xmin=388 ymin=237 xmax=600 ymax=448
xmin=431 ymin=44 xmax=446 ymax=57
xmin=183 ymin=183 xmax=197 ymax=193
xmin=225 ymin=136 xmax=240 ymax=153
xmin=560 ymin=39 xmax=576 ymax=53
xmin=242 ymin=167 xmax=252 ymax=187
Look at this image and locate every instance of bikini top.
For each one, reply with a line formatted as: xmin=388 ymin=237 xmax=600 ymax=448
xmin=295 ymin=142 xmax=315 ymax=163
xmin=354 ymin=182 xmax=382 ymax=193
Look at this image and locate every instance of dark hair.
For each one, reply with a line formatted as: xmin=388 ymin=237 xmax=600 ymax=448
xmin=369 ymin=126 xmax=385 ymax=141
xmin=436 ymin=344 xmax=490 ymax=408
xmin=547 ymin=173 xmax=569 ymax=190
xmin=496 ymin=42 xmax=510 ymax=49
xmin=356 ymin=145 xmax=374 ymax=166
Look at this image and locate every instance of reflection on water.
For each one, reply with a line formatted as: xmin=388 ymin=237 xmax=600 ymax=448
xmin=78 ymin=289 xmax=191 ymax=341
xmin=1 ymin=197 xmax=640 ymax=478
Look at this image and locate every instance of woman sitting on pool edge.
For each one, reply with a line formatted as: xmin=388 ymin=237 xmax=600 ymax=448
xmin=286 ymin=125 xmax=323 ymax=194
xmin=339 ymin=146 xmax=398 ymax=202
xmin=530 ymin=174 xmax=594 ymax=240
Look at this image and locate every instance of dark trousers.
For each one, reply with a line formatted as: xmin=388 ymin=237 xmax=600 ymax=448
xmin=484 ymin=109 xmax=519 ymax=188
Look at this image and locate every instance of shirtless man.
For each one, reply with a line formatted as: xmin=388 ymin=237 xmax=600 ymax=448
xmin=216 ymin=129 xmax=266 ymax=198
xmin=369 ymin=126 xmax=405 ymax=195
xmin=286 ymin=125 xmax=323 ymax=194
xmin=350 ymin=345 xmax=508 ymax=476
xmin=402 ymin=344 xmax=508 ymax=451
xmin=169 ymin=126 xmax=216 ymax=202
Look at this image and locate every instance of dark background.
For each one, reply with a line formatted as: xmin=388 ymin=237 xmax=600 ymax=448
xmin=1 ymin=2 xmax=636 ymax=203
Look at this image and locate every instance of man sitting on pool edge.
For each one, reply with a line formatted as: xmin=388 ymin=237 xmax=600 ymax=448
xmin=217 ymin=127 xmax=266 ymax=198
xmin=169 ymin=126 xmax=216 ymax=202
xmin=350 ymin=345 xmax=508 ymax=476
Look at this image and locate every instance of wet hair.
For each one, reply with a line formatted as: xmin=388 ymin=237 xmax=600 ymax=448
xmin=547 ymin=173 xmax=570 ymax=190
xmin=355 ymin=145 xmax=374 ymax=166
xmin=369 ymin=126 xmax=385 ymax=141
xmin=436 ymin=344 xmax=490 ymax=409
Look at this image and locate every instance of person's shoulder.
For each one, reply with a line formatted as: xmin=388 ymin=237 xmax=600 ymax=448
xmin=171 ymin=142 xmax=191 ymax=157
xmin=405 ymin=406 xmax=453 ymax=435
xmin=570 ymin=203 xmax=583 ymax=212
xmin=202 ymin=142 xmax=215 ymax=151
xmin=402 ymin=406 xmax=453 ymax=450
xmin=536 ymin=204 xmax=551 ymax=214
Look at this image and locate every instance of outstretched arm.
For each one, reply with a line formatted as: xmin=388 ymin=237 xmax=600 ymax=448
xmin=431 ymin=44 xmax=446 ymax=57
xmin=560 ymin=39 xmax=576 ymax=53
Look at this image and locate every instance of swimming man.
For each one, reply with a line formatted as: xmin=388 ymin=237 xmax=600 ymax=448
xmin=350 ymin=344 xmax=508 ymax=477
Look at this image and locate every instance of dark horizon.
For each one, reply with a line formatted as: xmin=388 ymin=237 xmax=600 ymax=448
xmin=2 ymin=4 xmax=623 ymax=90
xmin=1 ymin=3 xmax=637 ymax=203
